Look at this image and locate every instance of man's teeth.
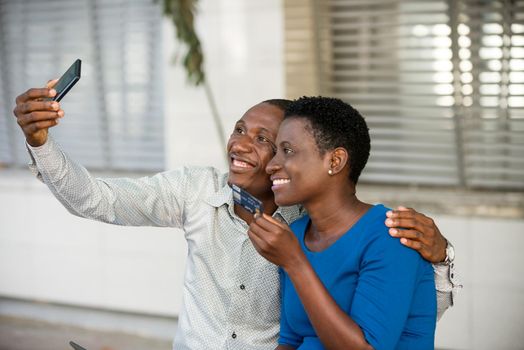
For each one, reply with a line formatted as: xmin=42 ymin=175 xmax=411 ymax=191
xmin=273 ymin=179 xmax=290 ymax=185
xmin=233 ymin=159 xmax=251 ymax=168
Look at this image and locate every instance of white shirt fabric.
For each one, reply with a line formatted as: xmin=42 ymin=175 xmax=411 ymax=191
xmin=27 ymin=136 xmax=460 ymax=349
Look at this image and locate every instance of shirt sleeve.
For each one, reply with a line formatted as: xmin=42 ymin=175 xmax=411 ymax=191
xmin=26 ymin=136 xmax=187 ymax=227
xmin=433 ymin=261 xmax=463 ymax=321
xmin=350 ymin=233 xmax=436 ymax=350
xmin=278 ymin=269 xmax=301 ymax=349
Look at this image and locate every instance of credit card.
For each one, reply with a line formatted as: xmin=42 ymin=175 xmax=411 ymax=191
xmin=232 ymin=184 xmax=264 ymax=215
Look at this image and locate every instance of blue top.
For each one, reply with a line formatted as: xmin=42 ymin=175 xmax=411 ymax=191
xmin=279 ymin=204 xmax=436 ymax=350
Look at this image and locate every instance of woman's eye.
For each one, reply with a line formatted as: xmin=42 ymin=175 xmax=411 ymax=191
xmin=258 ymin=136 xmax=269 ymax=143
xmin=235 ymin=127 xmax=245 ymax=134
xmin=283 ymin=147 xmax=294 ymax=154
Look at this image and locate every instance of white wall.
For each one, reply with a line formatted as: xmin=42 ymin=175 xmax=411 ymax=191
xmin=1 ymin=1 xmax=524 ymax=349
xmin=0 ymin=172 xmax=185 ymax=317
xmin=164 ymin=0 xmax=285 ymax=170
xmin=432 ymin=215 xmax=524 ymax=350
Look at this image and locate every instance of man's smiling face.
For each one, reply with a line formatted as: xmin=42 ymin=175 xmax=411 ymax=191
xmin=227 ymin=102 xmax=284 ymax=200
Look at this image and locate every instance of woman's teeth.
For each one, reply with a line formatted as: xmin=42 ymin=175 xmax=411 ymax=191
xmin=273 ymin=179 xmax=290 ymax=185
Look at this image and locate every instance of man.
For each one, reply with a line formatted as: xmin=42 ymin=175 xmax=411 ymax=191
xmin=13 ymin=83 xmax=460 ymax=350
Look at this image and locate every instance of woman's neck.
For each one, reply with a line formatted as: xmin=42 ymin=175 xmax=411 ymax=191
xmin=304 ymin=189 xmax=371 ymax=245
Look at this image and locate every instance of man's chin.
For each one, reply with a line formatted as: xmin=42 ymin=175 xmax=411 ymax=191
xmin=227 ymin=173 xmax=248 ymax=189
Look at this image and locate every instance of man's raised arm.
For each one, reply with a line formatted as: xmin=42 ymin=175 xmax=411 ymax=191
xmin=13 ymin=84 xmax=184 ymax=228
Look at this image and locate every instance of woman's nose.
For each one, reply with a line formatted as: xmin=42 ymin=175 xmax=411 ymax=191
xmin=266 ymin=155 xmax=281 ymax=174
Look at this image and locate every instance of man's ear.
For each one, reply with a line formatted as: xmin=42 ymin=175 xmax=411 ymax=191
xmin=327 ymin=147 xmax=349 ymax=175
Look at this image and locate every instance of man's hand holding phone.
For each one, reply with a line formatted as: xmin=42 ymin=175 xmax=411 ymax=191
xmin=13 ymin=80 xmax=63 ymax=147
xmin=13 ymin=59 xmax=81 ymax=147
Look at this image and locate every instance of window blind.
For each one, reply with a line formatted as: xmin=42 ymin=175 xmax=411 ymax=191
xmin=458 ymin=0 xmax=524 ymax=188
xmin=322 ymin=0 xmax=524 ymax=189
xmin=0 ymin=0 xmax=164 ymax=171
xmin=328 ymin=0 xmax=462 ymax=186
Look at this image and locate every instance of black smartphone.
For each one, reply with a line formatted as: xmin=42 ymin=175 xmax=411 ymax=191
xmin=50 ymin=59 xmax=82 ymax=102
xmin=69 ymin=341 xmax=87 ymax=350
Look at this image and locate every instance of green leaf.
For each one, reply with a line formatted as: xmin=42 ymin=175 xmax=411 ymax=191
xmin=160 ymin=0 xmax=205 ymax=85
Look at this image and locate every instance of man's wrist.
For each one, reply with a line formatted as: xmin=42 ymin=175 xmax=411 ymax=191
xmin=436 ymin=239 xmax=455 ymax=266
xmin=26 ymin=137 xmax=49 ymax=150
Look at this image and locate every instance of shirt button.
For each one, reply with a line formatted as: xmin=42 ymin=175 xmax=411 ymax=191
xmin=232 ymin=332 xmax=237 ymax=339
xmin=240 ymin=284 xmax=245 ymax=290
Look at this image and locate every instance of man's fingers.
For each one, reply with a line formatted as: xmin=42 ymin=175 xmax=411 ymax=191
xmin=388 ymin=207 xmax=433 ymax=224
xmin=385 ymin=217 xmax=426 ymax=232
xmin=389 ymin=228 xmax=426 ymax=242
xmin=399 ymin=238 xmax=424 ymax=252
xmin=386 ymin=212 xmax=434 ymax=231
xmin=27 ymin=119 xmax=59 ymax=133
xmin=387 ymin=208 xmax=417 ymax=220
xmin=385 ymin=206 xmax=413 ymax=215
xmin=17 ymin=111 xmax=63 ymax=127
xmin=16 ymin=100 xmax=60 ymax=115
xmin=15 ymin=88 xmax=56 ymax=104
xmin=396 ymin=206 xmax=412 ymax=211
xmin=46 ymin=79 xmax=59 ymax=88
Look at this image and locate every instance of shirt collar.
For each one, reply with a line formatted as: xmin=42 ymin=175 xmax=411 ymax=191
xmin=205 ymin=181 xmax=233 ymax=208
xmin=274 ymin=205 xmax=304 ymax=226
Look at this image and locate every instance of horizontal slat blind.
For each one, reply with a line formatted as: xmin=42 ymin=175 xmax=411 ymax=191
xmin=285 ymin=0 xmax=317 ymax=97
xmin=325 ymin=0 xmax=524 ymax=189
xmin=460 ymin=0 xmax=524 ymax=189
xmin=0 ymin=0 xmax=164 ymax=171
xmin=329 ymin=0 xmax=460 ymax=186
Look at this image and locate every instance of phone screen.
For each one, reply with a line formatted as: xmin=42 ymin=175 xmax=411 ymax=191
xmin=52 ymin=59 xmax=81 ymax=102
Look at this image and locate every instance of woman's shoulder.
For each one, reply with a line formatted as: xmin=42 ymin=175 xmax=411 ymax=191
xmin=357 ymin=204 xmax=390 ymax=238
xmin=360 ymin=204 xmax=422 ymax=258
xmin=359 ymin=205 xmax=433 ymax=278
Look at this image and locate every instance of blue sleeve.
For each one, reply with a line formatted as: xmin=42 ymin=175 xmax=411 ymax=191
xmin=350 ymin=231 xmax=432 ymax=350
xmin=278 ymin=268 xmax=301 ymax=348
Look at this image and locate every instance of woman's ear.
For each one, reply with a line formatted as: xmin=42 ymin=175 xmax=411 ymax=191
xmin=327 ymin=148 xmax=349 ymax=175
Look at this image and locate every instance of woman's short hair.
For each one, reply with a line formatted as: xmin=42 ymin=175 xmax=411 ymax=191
xmin=284 ymin=96 xmax=370 ymax=184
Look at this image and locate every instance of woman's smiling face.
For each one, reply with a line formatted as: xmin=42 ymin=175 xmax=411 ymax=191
xmin=266 ymin=117 xmax=332 ymax=207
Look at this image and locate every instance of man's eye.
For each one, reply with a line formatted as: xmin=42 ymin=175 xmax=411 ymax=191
xmin=258 ymin=136 xmax=277 ymax=153
xmin=283 ymin=147 xmax=294 ymax=154
xmin=235 ymin=127 xmax=245 ymax=134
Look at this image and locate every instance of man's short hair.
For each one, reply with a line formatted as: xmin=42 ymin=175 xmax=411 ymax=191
xmin=262 ymin=99 xmax=292 ymax=111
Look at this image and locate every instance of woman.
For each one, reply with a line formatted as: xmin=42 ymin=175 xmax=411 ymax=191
xmin=248 ymin=96 xmax=436 ymax=350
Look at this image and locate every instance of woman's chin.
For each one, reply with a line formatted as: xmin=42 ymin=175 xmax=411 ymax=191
xmin=274 ymin=195 xmax=295 ymax=207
